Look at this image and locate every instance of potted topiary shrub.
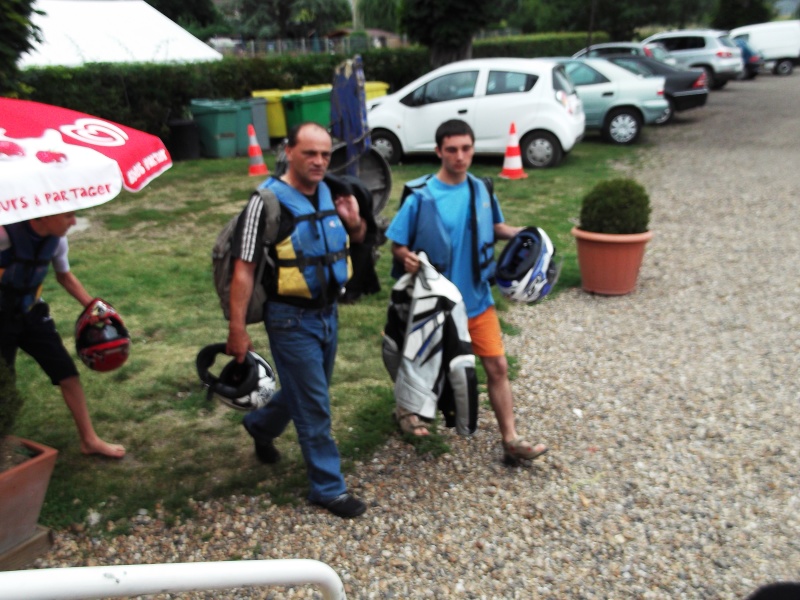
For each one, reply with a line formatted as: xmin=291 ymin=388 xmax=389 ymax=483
xmin=571 ymin=178 xmax=653 ymax=295
xmin=0 ymin=358 xmax=58 ymax=564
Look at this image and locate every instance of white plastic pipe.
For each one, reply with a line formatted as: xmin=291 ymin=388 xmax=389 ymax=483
xmin=0 ymin=559 xmax=346 ymax=600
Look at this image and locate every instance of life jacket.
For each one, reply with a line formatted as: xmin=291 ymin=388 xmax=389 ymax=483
xmin=261 ymin=178 xmax=352 ymax=302
xmin=0 ymin=222 xmax=60 ymax=314
xmin=395 ymin=173 xmax=497 ymax=285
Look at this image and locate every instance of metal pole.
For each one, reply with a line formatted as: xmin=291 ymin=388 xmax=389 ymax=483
xmin=0 ymin=559 xmax=346 ymax=600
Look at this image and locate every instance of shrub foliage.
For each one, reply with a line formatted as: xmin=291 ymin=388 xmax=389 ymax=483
xmin=579 ymin=178 xmax=651 ymax=234
xmin=16 ymin=32 xmax=599 ymax=140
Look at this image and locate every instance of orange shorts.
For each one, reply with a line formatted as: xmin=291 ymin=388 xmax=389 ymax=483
xmin=467 ymin=306 xmax=505 ymax=358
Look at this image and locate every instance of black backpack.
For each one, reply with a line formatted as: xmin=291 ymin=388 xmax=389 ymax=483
xmin=212 ymin=189 xmax=280 ymax=324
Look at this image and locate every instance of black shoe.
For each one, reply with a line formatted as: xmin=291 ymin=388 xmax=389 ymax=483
xmin=313 ymin=492 xmax=366 ymax=518
xmin=254 ymin=439 xmax=280 ymax=464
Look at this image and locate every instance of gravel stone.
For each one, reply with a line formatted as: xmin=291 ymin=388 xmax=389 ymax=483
xmin=33 ymin=75 xmax=800 ymax=599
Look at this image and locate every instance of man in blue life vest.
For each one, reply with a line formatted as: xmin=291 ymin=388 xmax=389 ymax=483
xmin=226 ymin=122 xmax=368 ymax=518
xmin=386 ymin=119 xmax=549 ymax=463
xmin=0 ymin=212 xmax=125 ymax=458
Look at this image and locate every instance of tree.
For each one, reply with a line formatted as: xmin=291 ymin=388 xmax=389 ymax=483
xmin=517 ymin=0 xmax=717 ymax=41
xmin=0 ymin=0 xmax=41 ymax=94
xmin=711 ymin=0 xmax=774 ymax=30
xmin=237 ymin=0 xmax=351 ymax=40
xmin=399 ymin=0 xmax=497 ymax=67
xmin=357 ymin=0 xmax=399 ymax=31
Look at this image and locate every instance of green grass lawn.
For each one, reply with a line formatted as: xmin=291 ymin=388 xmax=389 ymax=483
xmin=13 ymin=136 xmax=641 ymax=530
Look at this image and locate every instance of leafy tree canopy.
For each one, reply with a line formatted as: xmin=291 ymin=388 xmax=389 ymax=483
xmin=711 ymin=0 xmax=774 ymax=30
xmin=357 ymin=0 xmax=400 ymax=31
xmin=517 ymin=0 xmax=718 ymax=39
xmin=399 ymin=0 xmax=519 ymax=66
xmin=0 ymin=0 xmax=41 ymax=94
xmin=237 ymin=0 xmax=352 ymax=40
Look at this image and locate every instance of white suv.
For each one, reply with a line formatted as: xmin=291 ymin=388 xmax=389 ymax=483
xmin=366 ymin=58 xmax=585 ymax=169
xmin=642 ymin=29 xmax=743 ymax=90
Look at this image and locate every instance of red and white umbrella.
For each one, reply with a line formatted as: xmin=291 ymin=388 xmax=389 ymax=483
xmin=0 ymin=98 xmax=172 ymax=226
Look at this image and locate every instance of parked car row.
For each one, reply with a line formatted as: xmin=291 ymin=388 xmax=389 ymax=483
xmin=366 ymin=24 xmax=797 ymax=168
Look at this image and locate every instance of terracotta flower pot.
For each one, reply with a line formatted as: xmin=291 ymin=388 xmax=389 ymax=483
xmin=0 ymin=437 xmax=58 ymax=555
xmin=571 ymin=227 xmax=653 ymax=295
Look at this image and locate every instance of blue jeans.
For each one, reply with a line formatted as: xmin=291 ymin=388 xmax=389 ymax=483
xmin=242 ymin=301 xmax=345 ymax=502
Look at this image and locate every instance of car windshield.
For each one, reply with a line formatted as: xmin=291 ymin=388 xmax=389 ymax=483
xmin=610 ymin=58 xmax=654 ymax=76
xmin=564 ymin=62 xmax=608 ymax=86
xmin=649 ymin=46 xmax=671 ymax=62
xmin=718 ymin=35 xmax=737 ymax=48
xmin=551 ymin=66 xmax=576 ymax=94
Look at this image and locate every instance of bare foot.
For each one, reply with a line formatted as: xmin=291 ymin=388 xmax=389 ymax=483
xmin=81 ymin=438 xmax=126 ymax=458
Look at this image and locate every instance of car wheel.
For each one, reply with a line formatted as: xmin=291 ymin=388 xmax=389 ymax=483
xmin=773 ymin=59 xmax=794 ymax=76
xmin=603 ymin=108 xmax=642 ymax=145
xmin=654 ymin=98 xmax=675 ymax=125
xmin=702 ymin=67 xmax=717 ymax=90
xmin=519 ymin=131 xmax=563 ymax=168
xmin=371 ymin=130 xmax=402 ymax=165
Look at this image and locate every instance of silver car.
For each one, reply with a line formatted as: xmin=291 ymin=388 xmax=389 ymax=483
xmin=642 ymin=29 xmax=743 ymax=90
xmin=573 ymin=41 xmax=678 ymax=66
xmin=558 ymin=58 xmax=668 ymax=145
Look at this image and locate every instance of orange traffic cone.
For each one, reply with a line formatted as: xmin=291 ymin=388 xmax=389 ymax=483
xmin=247 ymin=124 xmax=269 ymax=177
xmin=498 ymin=122 xmax=527 ymax=180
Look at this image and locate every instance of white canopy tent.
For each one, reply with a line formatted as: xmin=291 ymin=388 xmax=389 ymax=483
xmin=19 ymin=0 xmax=223 ymax=68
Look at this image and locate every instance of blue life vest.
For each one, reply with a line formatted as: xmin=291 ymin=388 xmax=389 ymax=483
xmin=261 ymin=178 xmax=352 ymax=302
xmin=398 ymin=173 xmax=497 ymax=284
xmin=0 ymin=222 xmax=60 ymax=313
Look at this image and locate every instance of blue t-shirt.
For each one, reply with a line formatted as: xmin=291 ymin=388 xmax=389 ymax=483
xmin=386 ymin=176 xmax=503 ymax=318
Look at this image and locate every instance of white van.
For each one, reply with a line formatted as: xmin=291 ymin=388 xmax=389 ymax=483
xmin=729 ymin=20 xmax=800 ymax=75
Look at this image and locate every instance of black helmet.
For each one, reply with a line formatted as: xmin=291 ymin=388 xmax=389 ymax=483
xmin=196 ymin=343 xmax=276 ymax=411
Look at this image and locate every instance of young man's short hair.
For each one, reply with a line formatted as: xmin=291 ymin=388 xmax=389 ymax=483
xmin=435 ymin=119 xmax=475 ymax=148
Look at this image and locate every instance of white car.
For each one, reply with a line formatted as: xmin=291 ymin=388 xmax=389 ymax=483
xmin=366 ymin=58 xmax=585 ymax=168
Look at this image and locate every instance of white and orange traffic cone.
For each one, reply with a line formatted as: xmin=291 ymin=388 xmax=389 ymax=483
xmin=498 ymin=122 xmax=527 ymax=180
xmin=247 ymin=124 xmax=269 ymax=177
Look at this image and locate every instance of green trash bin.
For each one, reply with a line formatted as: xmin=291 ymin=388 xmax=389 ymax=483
xmin=282 ymin=88 xmax=332 ymax=131
xmin=189 ymin=100 xmax=238 ymax=158
xmin=233 ymin=99 xmax=254 ymax=157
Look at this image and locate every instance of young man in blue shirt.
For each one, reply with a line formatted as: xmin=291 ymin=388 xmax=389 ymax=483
xmin=386 ymin=119 xmax=548 ymax=462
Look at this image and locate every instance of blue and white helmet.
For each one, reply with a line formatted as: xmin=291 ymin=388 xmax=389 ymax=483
xmin=496 ymin=227 xmax=561 ymax=303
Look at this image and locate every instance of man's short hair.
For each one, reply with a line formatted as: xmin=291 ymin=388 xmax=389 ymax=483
xmin=286 ymin=122 xmax=329 ymax=147
xmin=435 ymin=119 xmax=475 ymax=148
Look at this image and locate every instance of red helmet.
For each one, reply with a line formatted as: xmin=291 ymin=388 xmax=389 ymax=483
xmin=75 ymin=298 xmax=130 ymax=372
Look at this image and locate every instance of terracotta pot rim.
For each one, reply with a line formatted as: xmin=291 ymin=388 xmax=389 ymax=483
xmin=571 ymin=227 xmax=653 ymax=243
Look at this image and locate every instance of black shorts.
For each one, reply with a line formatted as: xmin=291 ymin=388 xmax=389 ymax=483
xmin=0 ymin=301 xmax=79 ymax=385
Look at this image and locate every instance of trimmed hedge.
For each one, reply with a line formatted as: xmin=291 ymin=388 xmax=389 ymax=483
xmin=16 ymin=32 xmax=606 ymax=141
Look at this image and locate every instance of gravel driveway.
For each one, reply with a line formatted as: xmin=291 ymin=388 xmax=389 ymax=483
xmin=35 ymin=75 xmax=800 ymax=599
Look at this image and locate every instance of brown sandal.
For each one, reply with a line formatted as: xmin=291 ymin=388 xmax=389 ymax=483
xmin=503 ymin=438 xmax=548 ymax=464
xmin=393 ymin=407 xmax=430 ymax=437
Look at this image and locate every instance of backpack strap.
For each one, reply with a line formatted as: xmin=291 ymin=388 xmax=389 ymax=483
xmin=251 ymin=188 xmax=281 ymax=294
xmin=257 ymin=188 xmax=281 ymax=246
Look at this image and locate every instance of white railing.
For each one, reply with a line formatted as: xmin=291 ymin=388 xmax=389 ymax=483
xmin=0 ymin=559 xmax=346 ymax=600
